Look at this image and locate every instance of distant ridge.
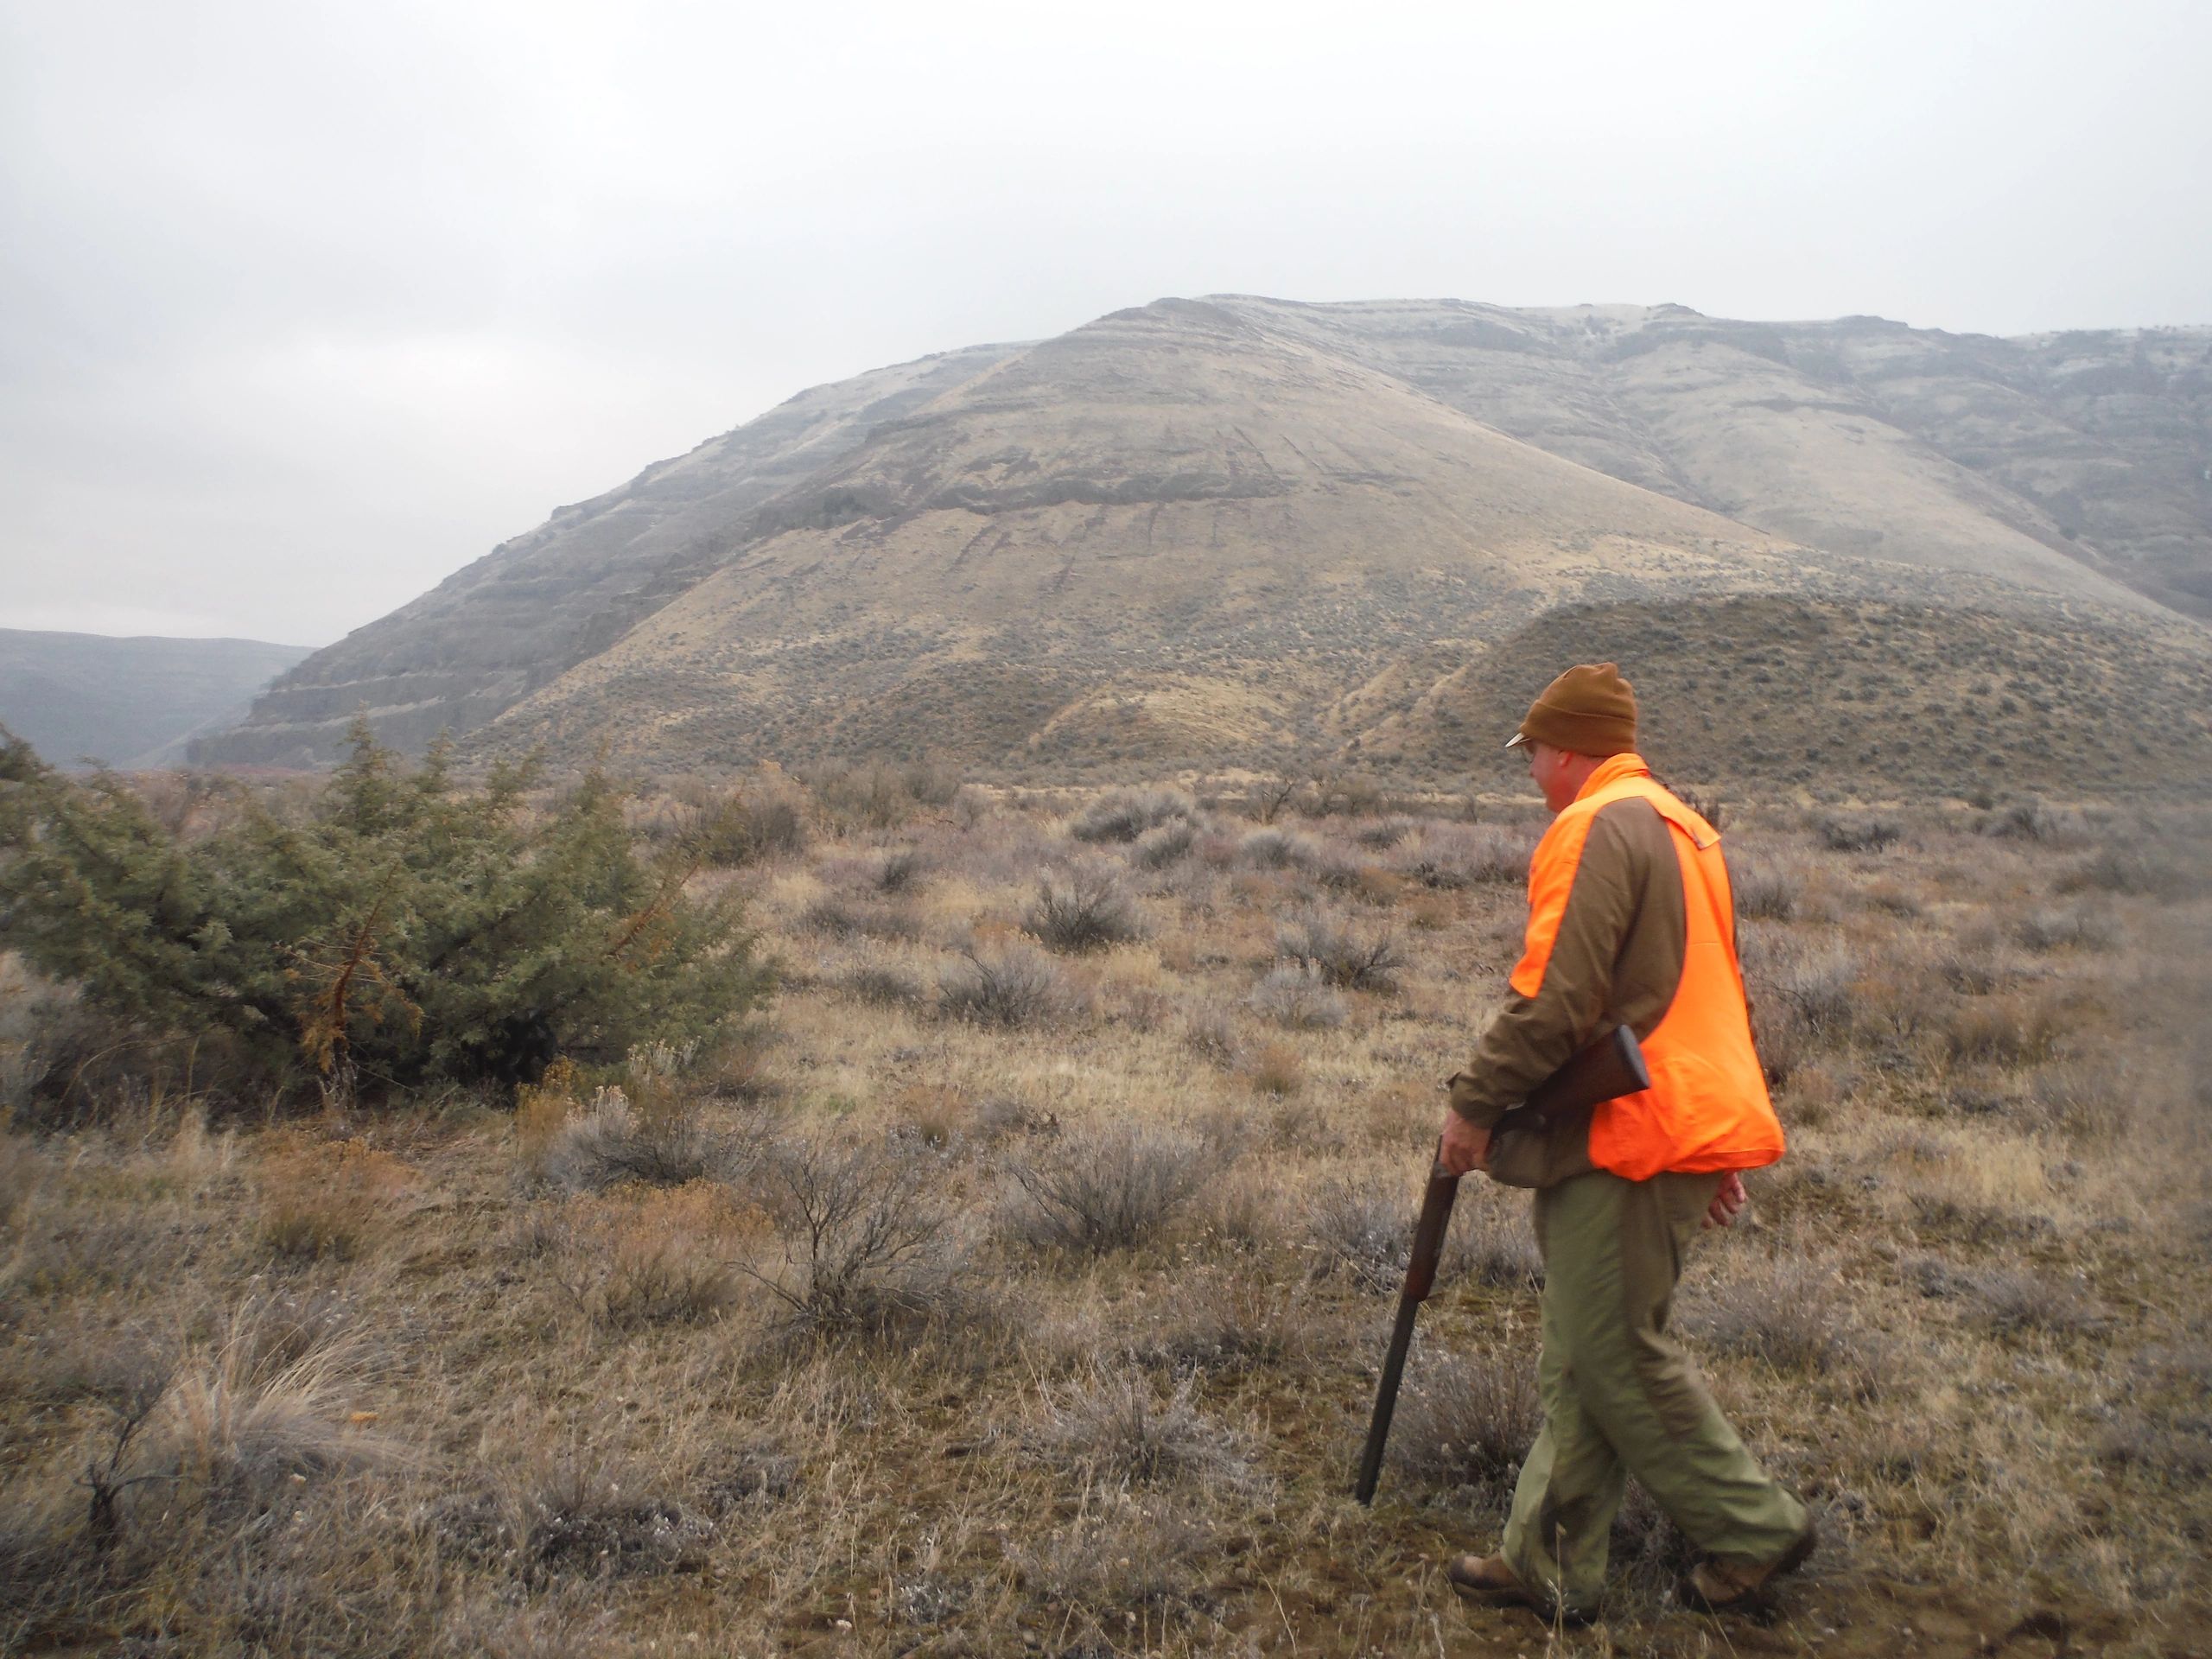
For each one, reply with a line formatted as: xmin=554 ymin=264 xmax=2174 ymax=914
xmin=0 ymin=629 xmax=315 ymax=771
xmin=195 ymin=296 xmax=2212 ymax=793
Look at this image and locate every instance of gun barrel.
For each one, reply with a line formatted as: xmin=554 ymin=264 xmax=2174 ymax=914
xmin=1354 ymin=1153 xmax=1459 ymax=1505
xmin=1354 ymin=1293 xmax=1421 ymax=1504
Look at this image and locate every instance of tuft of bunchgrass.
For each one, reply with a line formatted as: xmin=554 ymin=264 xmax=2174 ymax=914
xmin=1245 ymin=963 xmax=1348 ymax=1030
xmin=1395 ymin=823 xmax=1528 ymax=888
xmin=1027 ymin=1366 xmax=1255 ymax=1489
xmin=538 ymin=1088 xmax=742 ymax=1193
xmin=1274 ymin=908 xmax=1403 ymax=992
xmin=1815 ymin=815 xmax=1903 ymax=854
xmin=937 ymin=944 xmax=1077 ymax=1029
xmin=1000 ymin=1122 xmax=1219 ymax=1255
xmin=1387 ymin=1341 xmax=1541 ymax=1502
xmin=1070 ymin=789 xmax=1200 ymax=844
xmin=1024 ymin=864 xmax=1146 ymax=953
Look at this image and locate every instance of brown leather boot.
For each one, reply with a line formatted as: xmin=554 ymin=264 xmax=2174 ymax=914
xmin=1679 ymin=1521 xmax=1818 ymax=1611
xmin=1445 ymin=1555 xmax=1592 ymax=1627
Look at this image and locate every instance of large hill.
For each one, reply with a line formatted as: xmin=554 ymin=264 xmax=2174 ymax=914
xmin=196 ymin=297 xmax=2212 ymax=792
xmin=0 ymin=629 xmax=314 ymax=771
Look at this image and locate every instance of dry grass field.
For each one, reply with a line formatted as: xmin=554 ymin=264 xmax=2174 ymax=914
xmin=3 ymin=766 xmax=2209 ymax=1656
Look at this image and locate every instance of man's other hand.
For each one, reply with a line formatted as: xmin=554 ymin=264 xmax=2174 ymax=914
xmin=1702 ymin=1171 xmax=1747 ymax=1230
xmin=1439 ymin=1111 xmax=1491 ymax=1176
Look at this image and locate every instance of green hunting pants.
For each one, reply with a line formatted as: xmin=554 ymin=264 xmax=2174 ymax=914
xmin=1500 ymin=1169 xmax=1808 ymax=1615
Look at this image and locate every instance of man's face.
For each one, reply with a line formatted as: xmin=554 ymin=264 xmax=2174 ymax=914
xmin=1525 ymin=741 xmax=1577 ymax=814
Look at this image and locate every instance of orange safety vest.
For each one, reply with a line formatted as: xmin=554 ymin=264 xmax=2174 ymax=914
xmin=1510 ymin=755 xmax=1785 ymax=1180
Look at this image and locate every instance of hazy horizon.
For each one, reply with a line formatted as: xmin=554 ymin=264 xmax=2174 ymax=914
xmin=5 ymin=0 xmax=2208 ymax=647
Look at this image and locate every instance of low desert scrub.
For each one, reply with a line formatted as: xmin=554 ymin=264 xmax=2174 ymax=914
xmin=2014 ymin=902 xmax=2118 ymax=953
xmin=1455 ymin=1186 xmax=1546 ymax=1289
xmin=3 ymin=777 xmax=2203 ymax=1652
xmin=1605 ymin=1481 xmax=1701 ymax=1615
xmin=1128 ymin=817 xmax=1200 ymax=869
xmin=543 ymin=1185 xmax=747 ymax=1329
xmin=1815 ymin=814 xmax=1903 ymax=853
xmin=1979 ymin=798 xmax=2090 ymax=847
xmin=0 ymin=960 xmax=111 ymax=1124
xmin=873 ymin=846 xmax=926 ymax=893
xmin=535 ymin=1084 xmax=741 ymax=1193
xmin=1944 ymin=1263 xmax=2102 ymax=1338
xmin=1178 ymin=1004 xmax=1243 ymax=1069
xmin=836 ymin=957 xmax=931 ymax=1010
xmin=1301 ymin=1178 xmax=1420 ymax=1292
xmin=798 ymin=893 xmax=922 ymax=942
xmin=1069 ymin=787 xmax=1200 ymax=844
xmin=1302 ymin=1177 xmax=1540 ymax=1294
xmin=1275 ymin=907 xmax=1402 ymax=991
xmin=1932 ymin=923 xmax=2017 ymax=995
xmin=1028 ymin=1366 xmax=1254 ymax=1489
xmin=1387 ymin=1340 xmax=1541 ymax=1502
xmin=1024 ymin=863 xmax=1145 ymax=952
xmin=1124 ymin=1275 xmax=1299 ymax=1376
xmin=2098 ymin=1342 xmax=2212 ymax=1482
xmin=1353 ymin=815 xmax=1415 ymax=849
xmin=2060 ymin=844 xmax=2186 ymax=898
xmin=425 ymin=1451 xmax=725 ymax=1590
xmin=257 ymin=1135 xmax=414 ymax=1262
xmin=2024 ymin=1061 xmax=2126 ymax=1141
xmin=670 ymin=783 xmax=807 ymax=867
xmin=1237 ymin=825 xmax=1320 ymax=870
xmin=1729 ymin=853 xmax=1800 ymax=920
xmin=0 ymin=1126 xmax=43 ymax=1235
xmin=1245 ymin=963 xmax=1349 ymax=1030
xmin=1243 ymin=1038 xmax=1306 ymax=1097
xmin=1014 ymin=1497 xmax=1206 ymax=1618
xmin=749 ymin=1132 xmax=974 ymax=1336
xmin=1395 ymin=822 xmax=1527 ymax=887
xmin=1302 ymin=840 xmax=1371 ymax=893
xmin=1940 ymin=989 xmax=2072 ymax=1067
xmin=937 ymin=943 xmax=1080 ymax=1027
xmin=1681 ymin=1252 xmax=1875 ymax=1385
xmin=1001 ymin=1121 xmax=1217 ymax=1255
xmin=3 ymin=1194 xmax=199 ymax=1303
xmin=807 ymin=760 xmax=960 ymax=830
xmin=1741 ymin=935 xmax=1855 ymax=1083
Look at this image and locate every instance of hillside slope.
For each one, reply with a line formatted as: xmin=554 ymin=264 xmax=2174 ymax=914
xmin=193 ymin=341 xmax=1026 ymax=766
xmin=1213 ymin=297 xmax=2210 ymax=616
xmin=461 ymin=298 xmax=1813 ymax=771
xmin=0 ymin=630 xmax=313 ymax=770
xmin=197 ymin=295 xmax=2212 ymax=791
xmin=1360 ymin=594 xmax=2212 ymax=796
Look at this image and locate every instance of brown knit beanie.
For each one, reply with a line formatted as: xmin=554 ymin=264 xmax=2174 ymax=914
xmin=1504 ymin=663 xmax=1638 ymax=757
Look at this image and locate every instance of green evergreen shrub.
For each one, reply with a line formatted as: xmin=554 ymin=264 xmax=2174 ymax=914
xmin=0 ymin=720 xmax=770 ymax=1104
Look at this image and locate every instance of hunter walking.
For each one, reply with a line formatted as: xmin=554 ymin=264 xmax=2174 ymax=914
xmin=1438 ymin=662 xmax=1815 ymax=1622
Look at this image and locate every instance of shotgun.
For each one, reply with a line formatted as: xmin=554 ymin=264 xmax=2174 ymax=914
xmin=1352 ymin=1024 xmax=1650 ymax=1504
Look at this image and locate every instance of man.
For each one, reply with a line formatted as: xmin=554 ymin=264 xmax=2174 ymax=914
xmin=1437 ymin=662 xmax=1813 ymax=1623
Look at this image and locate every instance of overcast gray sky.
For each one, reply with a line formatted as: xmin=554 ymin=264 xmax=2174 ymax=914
xmin=3 ymin=0 xmax=2208 ymax=646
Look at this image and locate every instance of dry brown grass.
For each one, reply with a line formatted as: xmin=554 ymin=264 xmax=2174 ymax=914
xmin=3 ymin=785 xmax=2208 ymax=1655
xmin=257 ymin=1135 xmax=416 ymax=1262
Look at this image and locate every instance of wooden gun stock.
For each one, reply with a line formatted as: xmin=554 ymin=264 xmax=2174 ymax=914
xmin=1351 ymin=1025 xmax=1649 ymax=1505
xmin=1489 ymin=1022 xmax=1651 ymax=1140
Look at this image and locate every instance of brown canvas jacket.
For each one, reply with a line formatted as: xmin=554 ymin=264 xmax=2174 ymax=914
xmin=1446 ymin=796 xmax=1692 ymax=1188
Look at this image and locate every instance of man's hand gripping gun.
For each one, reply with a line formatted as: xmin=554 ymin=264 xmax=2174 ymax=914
xmin=1352 ymin=1025 xmax=1651 ymax=1505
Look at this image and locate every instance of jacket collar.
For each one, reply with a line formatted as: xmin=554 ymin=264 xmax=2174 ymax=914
xmin=1574 ymin=752 xmax=1650 ymax=804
